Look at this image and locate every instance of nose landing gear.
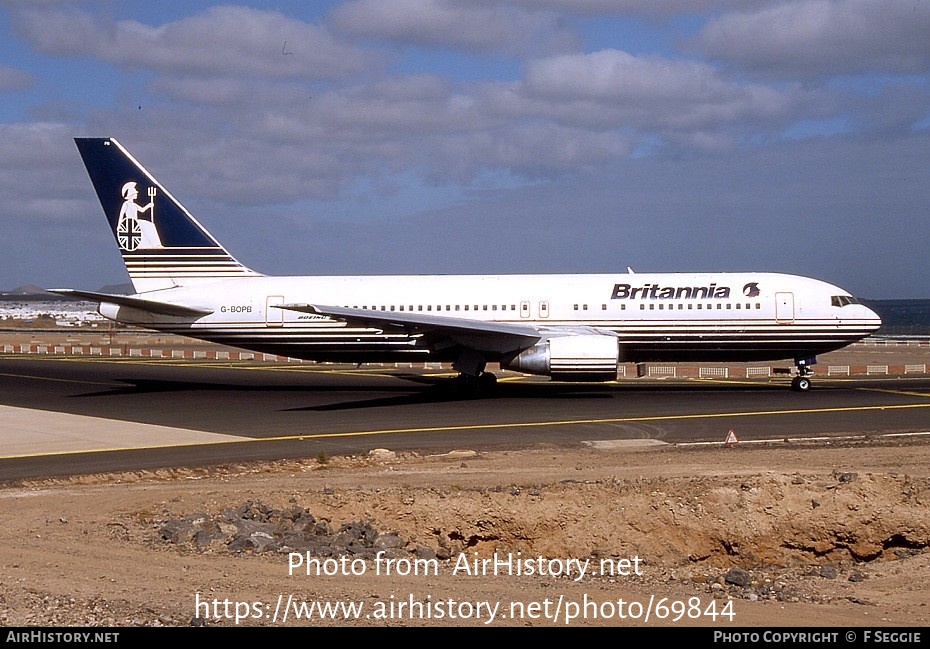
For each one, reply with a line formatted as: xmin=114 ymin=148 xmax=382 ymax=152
xmin=790 ymin=357 xmax=816 ymax=392
xmin=791 ymin=375 xmax=812 ymax=392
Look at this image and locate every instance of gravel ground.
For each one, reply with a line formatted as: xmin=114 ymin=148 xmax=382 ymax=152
xmin=0 ymin=438 xmax=927 ymax=627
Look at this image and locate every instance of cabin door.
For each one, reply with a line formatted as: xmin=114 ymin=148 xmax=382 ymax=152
xmin=266 ymin=295 xmax=284 ymax=326
xmin=775 ymin=292 xmax=795 ymax=323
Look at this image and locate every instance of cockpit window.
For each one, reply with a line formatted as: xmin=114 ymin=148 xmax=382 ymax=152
xmin=831 ymin=295 xmax=861 ymax=307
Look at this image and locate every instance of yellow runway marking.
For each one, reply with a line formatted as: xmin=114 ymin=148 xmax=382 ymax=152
xmin=6 ymin=356 xmax=930 ymax=452
xmin=236 ymin=364 xmax=417 ymax=379
xmin=4 ymin=383 xmax=930 ymax=458
xmin=858 ymin=388 xmax=930 ymax=398
xmin=244 ymin=401 xmax=930 ymax=443
xmin=0 ymin=371 xmax=114 ymax=387
xmin=0 ymin=439 xmax=231 ymax=461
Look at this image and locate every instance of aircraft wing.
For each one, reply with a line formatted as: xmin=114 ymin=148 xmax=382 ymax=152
xmin=278 ymin=303 xmax=546 ymax=353
xmin=47 ymin=289 xmax=214 ymax=318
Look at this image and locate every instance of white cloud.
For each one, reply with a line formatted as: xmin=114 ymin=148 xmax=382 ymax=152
xmin=330 ymin=0 xmax=576 ymax=54
xmin=75 ymin=42 xmax=812 ymax=199
xmin=436 ymin=123 xmax=632 ymax=177
xmin=526 ymin=50 xmax=732 ymax=101
xmin=0 ymin=121 xmax=74 ymax=169
xmin=0 ymin=64 xmax=33 ymax=91
xmin=505 ymin=0 xmax=777 ymax=17
xmin=14 ymin=5 xmax=370 ymax=80
xmin=695 ymin=0 xmax=930 ymax=79
xmin=520 ymin=50 xmax=798 ymax=132
xmin=0 ymin=122 xmax=96 ymax=235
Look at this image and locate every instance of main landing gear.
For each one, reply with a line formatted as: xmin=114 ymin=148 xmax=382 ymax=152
xmin=451 ymin=350 xmax=497 ymax=396
xmin=445 ymin=371 xmax=498 ymax=398
xmin=790 ymin=357 xmax=816 ymax=392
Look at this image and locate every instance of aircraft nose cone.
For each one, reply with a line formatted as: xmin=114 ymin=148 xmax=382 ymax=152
xmin=864 ymin=304 xmax=882 ymax=331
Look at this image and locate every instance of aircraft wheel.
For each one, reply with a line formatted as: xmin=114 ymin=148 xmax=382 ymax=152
xmin=791 ymin=376 xmax=812 ymax=392
xmin=478 ymin=372 xmax=498 ymax=391
xmin=448 ymin=372 xmax=497 ymax=398
xmin=449 ymin=373 xmax=481 ymax=398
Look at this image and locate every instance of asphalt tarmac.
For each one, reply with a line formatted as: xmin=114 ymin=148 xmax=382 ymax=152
xmin=2 ymin=354 xmax=930 ymax=480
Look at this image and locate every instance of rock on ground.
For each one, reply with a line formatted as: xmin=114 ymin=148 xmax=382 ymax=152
xmin=0 ymin=439 xmax=928 ymax=627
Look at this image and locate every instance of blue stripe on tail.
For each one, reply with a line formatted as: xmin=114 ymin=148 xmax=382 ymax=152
xmin=74 ymin=138 xmax=259 ymax=292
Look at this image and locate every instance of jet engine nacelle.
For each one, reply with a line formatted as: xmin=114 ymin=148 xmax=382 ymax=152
xmin=501 ymin=334 xmax=619 ymax=382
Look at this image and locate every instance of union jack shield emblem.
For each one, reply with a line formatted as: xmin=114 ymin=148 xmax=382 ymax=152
xmin=117 ymin=219 xmax=142 ymax=251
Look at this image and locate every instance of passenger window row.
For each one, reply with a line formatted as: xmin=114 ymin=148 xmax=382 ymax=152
xmin=346 ymin=304 xmax=516 ymax=312
xmin=336 ymin=302 xmax=762 ymax=313
xmin=639 ymin=303 xmax=761 ymax=310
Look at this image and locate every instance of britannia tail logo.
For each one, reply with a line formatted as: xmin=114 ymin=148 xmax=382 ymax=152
xmin=116 ymin=181 xmax=162 ymax=251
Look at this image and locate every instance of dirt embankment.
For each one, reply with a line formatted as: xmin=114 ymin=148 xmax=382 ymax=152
xmin=1 ymin=439 xmax=928 ymax=627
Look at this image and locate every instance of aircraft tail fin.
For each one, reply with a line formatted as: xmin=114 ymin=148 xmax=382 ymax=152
xmin=74 ymin=137 xmax=260 ymax=293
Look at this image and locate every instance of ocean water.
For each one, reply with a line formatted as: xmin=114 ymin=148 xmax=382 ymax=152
xmin=863 ymin=299 xmax=930 ymax=337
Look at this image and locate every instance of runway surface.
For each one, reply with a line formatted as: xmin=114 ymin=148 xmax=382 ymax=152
xmin=2 ymin=355 xmax=930 ymax=480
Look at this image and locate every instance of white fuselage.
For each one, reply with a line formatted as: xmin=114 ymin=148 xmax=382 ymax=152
xmin=100 ymin=271 xmax=881 ymax=366
xmin=71 ymin=138 xmax=882 ymax=385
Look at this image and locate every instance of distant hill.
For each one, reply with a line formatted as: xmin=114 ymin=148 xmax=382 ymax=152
xmin=4 ymin=284 xmax=52 ymax=296
xmin=1 ymin=282 xmax=133 ymax=299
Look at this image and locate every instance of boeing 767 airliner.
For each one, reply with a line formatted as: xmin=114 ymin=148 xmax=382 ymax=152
xmin=51 ymin=138 xmax=881 ymax=392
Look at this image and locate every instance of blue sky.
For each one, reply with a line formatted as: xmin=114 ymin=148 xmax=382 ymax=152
xmin=1 ymin=0 xmax=928 ymax=298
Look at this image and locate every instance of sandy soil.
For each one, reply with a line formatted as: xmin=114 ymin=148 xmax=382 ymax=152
xmin=1 ymin=436 xmax=928 ymax=627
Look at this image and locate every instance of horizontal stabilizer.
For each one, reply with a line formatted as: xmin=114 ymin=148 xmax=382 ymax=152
xmin=47 ymin=289 xmax=213 ymax=318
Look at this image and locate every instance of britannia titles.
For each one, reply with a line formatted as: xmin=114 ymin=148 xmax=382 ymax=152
xmin=611 ymin=283 xmax=731 ymax=300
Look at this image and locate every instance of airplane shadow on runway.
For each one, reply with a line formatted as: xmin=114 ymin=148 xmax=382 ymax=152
xmin=285 ymin=381 xmax=617 ymax=412
xmin=69 ymin=374 xmax=613 ymax=401
xmin=66 ymin=373 xmax=783 ymax=412
xmin=68 ymin=377 xmax=492 ymax=397
xmin=69 ymin=378 xmax=345 ymax=398
xmin=283 ymin=374 xmax=782 ymax=412
xmin=67 ymin=374 xmax=622 ymax=410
